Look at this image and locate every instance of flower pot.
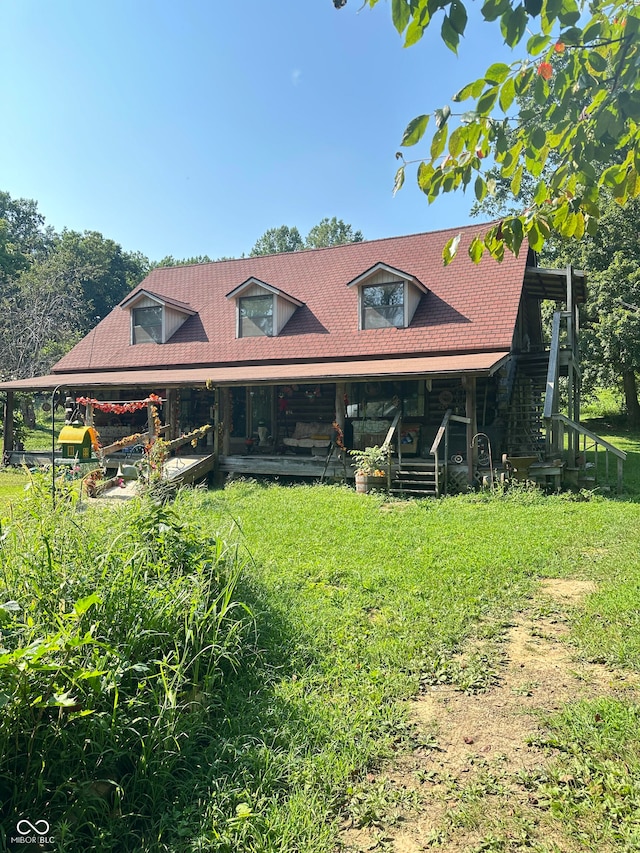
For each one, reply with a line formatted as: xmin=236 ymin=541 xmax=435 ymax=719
xmin=355 ymin=472 xmax=386 ymax=494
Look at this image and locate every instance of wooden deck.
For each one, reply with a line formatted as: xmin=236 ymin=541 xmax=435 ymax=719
xmin=218 ymin=453 xmax=352 ymax=480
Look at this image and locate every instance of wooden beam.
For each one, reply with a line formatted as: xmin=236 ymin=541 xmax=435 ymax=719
xmin=221 ymin=388 xmax=231 ymax=456
xmin=465 ymin=376 xmax=477 ymax=485
xmin=2 ymin=391 xmax=14 ymax=454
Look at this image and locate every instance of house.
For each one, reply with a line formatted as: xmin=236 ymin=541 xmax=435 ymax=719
xmin=0 ymin=224 xmax=626 ymax=494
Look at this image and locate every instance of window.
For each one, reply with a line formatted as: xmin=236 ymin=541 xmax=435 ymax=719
xmin=133 ymin=305 xmax=163 ymax=343
xmin=239 ymin=295 xmax=273 ymax=337
xmin=362 ymin=283 xmax=404 ymax=329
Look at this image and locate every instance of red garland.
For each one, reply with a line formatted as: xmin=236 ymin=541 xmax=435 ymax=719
xmin=76 ymin=394 xmax=163 ymax=415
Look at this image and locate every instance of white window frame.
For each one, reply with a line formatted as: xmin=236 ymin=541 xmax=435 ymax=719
xmin=360 ymin=281 xmax=406 ymax=330
xmin=132 ymin=303 xmax=164 ymax=344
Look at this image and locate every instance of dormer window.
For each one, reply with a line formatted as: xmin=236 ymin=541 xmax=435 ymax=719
xmin=362 ymin=283 xmax=404 ymax=329
xmin=347 ymin=262 xmax=429 ymax=331
xmin=133 ymin=305 xmax=163 ymax=343
xmin=239 ymin=295 xmax=274 ymax=337
xmin=227 ymin=277 xmax=303 ymax=338
xmin=120 ymin=288 xmax=196 ymax=345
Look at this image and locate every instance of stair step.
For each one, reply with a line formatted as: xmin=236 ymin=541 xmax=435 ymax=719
xmin=389 ymin=488 xmax=437 ymax=496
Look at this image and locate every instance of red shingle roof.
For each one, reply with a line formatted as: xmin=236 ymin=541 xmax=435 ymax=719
xmin=53 ymin=224 xmax=528 ymax=375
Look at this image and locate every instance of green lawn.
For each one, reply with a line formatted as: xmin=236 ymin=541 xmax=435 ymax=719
xmin=1 ymin=426 xmax=640 ymax=850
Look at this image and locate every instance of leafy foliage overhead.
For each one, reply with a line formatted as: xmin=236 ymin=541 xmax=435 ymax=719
xmin=341 ymin=0 xmax=640 ymax=264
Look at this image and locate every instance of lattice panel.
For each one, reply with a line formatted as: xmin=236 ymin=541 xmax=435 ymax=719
xmin=447 ymin=465 xmax=470 ymax=494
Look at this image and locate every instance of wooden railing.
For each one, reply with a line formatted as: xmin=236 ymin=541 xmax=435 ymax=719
xmin=381 ymin=410 xmax=402 ymax=491
xmin=551 ymin=413 xmax=627 ymax=492
xmin=429 ymin=408 xmax=471 ymax=496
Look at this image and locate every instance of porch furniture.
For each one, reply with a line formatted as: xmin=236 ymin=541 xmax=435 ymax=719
xmin=282 ymin=421 xmax=331 ymax=453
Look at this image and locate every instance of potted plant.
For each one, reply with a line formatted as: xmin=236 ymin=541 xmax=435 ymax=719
xmin=349 ymin=444 xmax=390 ymax=493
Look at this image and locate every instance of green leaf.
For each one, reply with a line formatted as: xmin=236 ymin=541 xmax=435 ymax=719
xmin=435 ymin=105 xmax=451 ymax=129
xmin=401 ymin=114 xmax=430 ymax=146
xmin=448 ymin=126 xmax=466 ymax=157
xmin=581 ymin=18 xmax=602 ymax=43
xmin=587 ymin=51 xmax=608 ymax=73
xmin=533 ymin=74 xmax=549 ymax=106
xmin=524 ymin=0 xmax=543 ymax=15
xmin=511 ymin=164 xmax=523 ymax=196
xmin=393 ymin=165 xmax=405 ymax=195
xmin=74 ymin=593 xmax=101 ymax=616
xmin=499 ymin=76 xmax=516 ymax=112
xmin=526 ymin=33 xmax=550 ymax=55
xmin=481 ymin=0 xmax=511 ymax=23
xmin=558 ymin=0 xmax=580 ymax=26
xmin=391 ymin=0 xmax=411 ymax=34
xmin=502 ymin=217 xmax=525 ymax=256
xmin=404 ymin=17 xmax=426 ymax=46
xmin=453 ymin=78 xmax=485 ymax=102
xmin=431 ymin=126 xmax=448 ymax=160
xmin=601 ymin=164 xmax=627 ymax=188
xmin=449 ymin=0 xmax=468 ymax=35
xmin=441 ymin=14 xmax=460 ymax=53
xmin=533 ymin=180 xmax=548 ymax=205
xmin=442 ymin=233 xmax=461 ymax=266
xmin=469 ymin=236 xmax=485 ymax=263
xmin=485 ymin=62 xmax=511 ymax=84
xmin=417 ymin=161 xmax=434 ymax=192
xmin=474 ymin=176 xmax=487 ymax=201
xmin=501 ymin=4 xmax=528 ymax=46
xmin=476 ymin=85 xmax=499 ymax=115
xmin=530 ymin=126 xmax=547 ymax=150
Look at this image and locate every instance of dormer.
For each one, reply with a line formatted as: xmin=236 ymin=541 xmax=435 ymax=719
xmin=120 ymin=289 xmax=196 ymax=345
xmin=226 ymin=278 xmax=303 ymax=338
xmin=347 ymin=263 xmax=429 ymax=330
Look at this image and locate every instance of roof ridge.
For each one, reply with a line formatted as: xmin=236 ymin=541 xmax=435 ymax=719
xmin=151 ymin=221 xmax=502 ymax=271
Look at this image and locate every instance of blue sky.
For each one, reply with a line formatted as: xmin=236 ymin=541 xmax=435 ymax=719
xmin=0 ymin=1 xmax=516 ymax=262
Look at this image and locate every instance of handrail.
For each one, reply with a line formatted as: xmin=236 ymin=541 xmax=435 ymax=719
xmin=543 ymin=311 xmax=563 ymax=420
xmin=551 ymin=414 xmax=627 ymax=460
xmin=381 ymin=409 xmax=402 ymax=492
xmin=429 ymin=409 xmax=472 ymax=497
xmin=381 ymin=410 xmax=402 ymax=452
xmin=430 ymin=408 xmax=452 ymax=456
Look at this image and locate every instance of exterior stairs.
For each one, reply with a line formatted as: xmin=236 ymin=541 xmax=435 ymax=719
xmin=389 ymin=460 xmax=442 ymax=497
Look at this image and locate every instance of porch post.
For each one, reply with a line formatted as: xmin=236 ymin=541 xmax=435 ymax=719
xmin=166 ymin=389 xmax=179 ymax=439
xmin=213 ymin=387 xmax=220 ymax=458
xmin=147 ymin=402 xmax=156 ymax=444
xmin=464 ymin=376 xmax=477 ymax=486
xmin=221 ymin=388 xmax=231 ymax=456
xmin=2 ymin=391 xmax=14 ymax=454
xmin=335 ymin=382 xmax=346 ymax=430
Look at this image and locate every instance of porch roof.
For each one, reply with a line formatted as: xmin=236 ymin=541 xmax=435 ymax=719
xmin=0 ymin=351 xmax=510 ymax=392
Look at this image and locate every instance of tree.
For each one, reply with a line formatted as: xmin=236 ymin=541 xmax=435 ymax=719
xmin=250 ymin=219 xmax=364 ymax=256
xmin=250 ymin=226 xmax=304 ymax=256
xmin=471 ymin=92 xmax=640 ymax=424
xmin=50 ymin=230 xmax=148 ymax=331
xmin=0 ymin=263 xmax=82 ymax=381
xmin=337 ymin=0 xmax=640 ymax=263
xmin=0 ymin=191 xmax=53 ymax=284
xmin=562 ymin=196 xmax=640 ymax=426
xmin=152 ymin=254 xmax=216 ymax=268
xmin=305 ymin=217 xmax=364 ymax=248
xmin=0 ymin=224 xmax=149 ymax=380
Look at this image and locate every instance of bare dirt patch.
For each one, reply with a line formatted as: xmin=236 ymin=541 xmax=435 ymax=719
xmin=338 ymin=578 xmax=637 ymax=852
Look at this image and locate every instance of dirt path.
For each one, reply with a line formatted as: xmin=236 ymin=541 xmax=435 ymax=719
xmin=338 ymin=579 xmax=638 ymax=852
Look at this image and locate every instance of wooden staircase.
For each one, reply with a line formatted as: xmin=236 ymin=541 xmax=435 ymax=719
xmin=389 ymin=460 xmax=442 ymax=498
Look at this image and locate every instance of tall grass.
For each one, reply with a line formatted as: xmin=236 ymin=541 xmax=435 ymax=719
xmin=0 ymin=478 xmax=252 ymax=851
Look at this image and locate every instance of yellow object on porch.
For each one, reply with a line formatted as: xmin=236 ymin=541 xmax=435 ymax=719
xmin=58 ymin=426 xmax=98 ymax=460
